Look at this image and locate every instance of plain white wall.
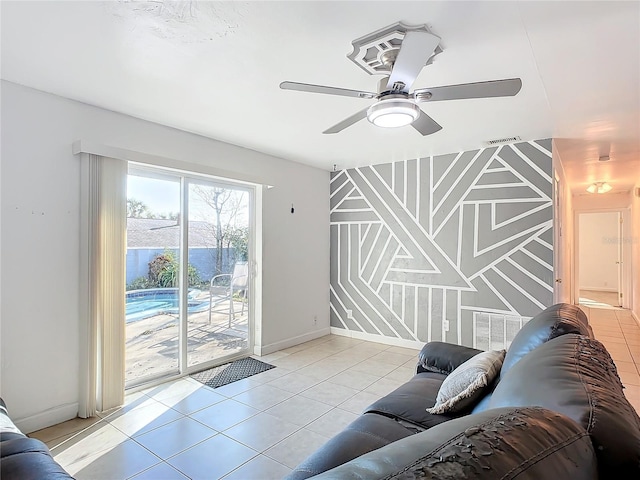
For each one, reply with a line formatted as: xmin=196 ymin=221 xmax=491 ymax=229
xmin=0 ymin=81 xmax=330 ymax=430
xmin=578 ymin=212 xmax=619 ymax=291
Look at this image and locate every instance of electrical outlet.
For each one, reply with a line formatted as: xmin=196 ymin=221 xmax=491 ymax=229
xmin=313 ymin=315 xmax=318 ymax=325
xmin=443 ymin=320 xmax=450 ymax=332
xmin=346 ymin=309 xmax=353 ymax=319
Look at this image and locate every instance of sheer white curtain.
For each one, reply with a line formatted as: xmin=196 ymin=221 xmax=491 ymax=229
xmin=78 ymin=154 xmax=127 ymax=417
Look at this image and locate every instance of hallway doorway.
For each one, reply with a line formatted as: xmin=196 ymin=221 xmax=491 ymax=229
xmin=575 ymin=210 xmax=631 ymax=309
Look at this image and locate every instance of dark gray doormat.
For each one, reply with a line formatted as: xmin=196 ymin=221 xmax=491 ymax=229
xmin=190 ymin=357 xmax=275 ymax=389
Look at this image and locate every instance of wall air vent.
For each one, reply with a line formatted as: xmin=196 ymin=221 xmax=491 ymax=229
xmin=484 ymin=136 xmax=522 ymax=146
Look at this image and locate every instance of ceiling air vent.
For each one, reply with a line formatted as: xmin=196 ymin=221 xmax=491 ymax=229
xmin=484 ymin=136 xmax=521 ymax=146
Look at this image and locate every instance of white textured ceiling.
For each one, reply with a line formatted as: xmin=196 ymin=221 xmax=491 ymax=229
xmin=1 ymin=1 xmax=638 ymax=194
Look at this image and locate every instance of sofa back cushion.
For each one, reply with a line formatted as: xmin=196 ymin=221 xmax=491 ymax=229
xmin=500 ymin=303 xmax=591 ymax=380
xmin=487 ymin=334 xmax=640 ymax=479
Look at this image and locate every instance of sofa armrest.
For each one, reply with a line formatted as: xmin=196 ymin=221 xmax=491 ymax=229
xmin=311 ymin=407 xmax=597 ymax=480
xmin=285 ymin=413 xmax=415 ymax=480
xmin=417 ymin=341 xmax=482 ymax=375
xmin=1 ymin=438 xmax=73 ymax=480
xmin=0 ymin=398 xmax=73 ymax=480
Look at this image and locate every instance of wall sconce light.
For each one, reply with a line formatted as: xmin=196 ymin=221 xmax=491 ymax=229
xmin=586 ymin=182 xmax=612 ymax=194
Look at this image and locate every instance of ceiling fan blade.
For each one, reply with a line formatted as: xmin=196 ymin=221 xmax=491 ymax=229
xmin=411 ymin=110 xmax=443 ymax=136
xmin=323 ymin=107 xmax=369 ymax=134
xmin=413 ymin=78 xmax=522 ymax=102
xmin=386 ymin=31 xmax=440 ymax=93
xmin=280 ymin=81 xmax=376 ymax=99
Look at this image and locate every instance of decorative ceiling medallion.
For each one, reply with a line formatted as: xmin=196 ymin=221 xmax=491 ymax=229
xmin=347 ymin=22 xmax=443 ymax=76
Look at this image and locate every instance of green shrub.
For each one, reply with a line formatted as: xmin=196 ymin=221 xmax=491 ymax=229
xmin=148 ymin=253 xmax=173 ymax=286
xmin=147 ymin=251 xmax=200 ymax=288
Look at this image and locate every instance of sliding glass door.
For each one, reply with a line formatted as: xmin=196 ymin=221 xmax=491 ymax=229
xmin=125 ymin=166 xmax=252 ymax=388
xmin=186 ymin=182 xmax=250 ymax=367
xmin=125 ymin=173 xmax=181 ymax=385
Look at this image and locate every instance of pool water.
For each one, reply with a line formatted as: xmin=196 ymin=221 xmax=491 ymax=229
xmin=125 ymin=288 xmax=209 ymax=323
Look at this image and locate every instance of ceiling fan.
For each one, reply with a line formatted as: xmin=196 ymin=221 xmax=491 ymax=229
xmin=280 ymin=30 xmax=522 ymax=136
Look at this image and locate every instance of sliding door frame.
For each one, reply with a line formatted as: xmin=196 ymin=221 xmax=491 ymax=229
xmin=126 ymin=163 xmax=256 ymax=389
xmin=181 ymin=174 xmax=255 ymax=376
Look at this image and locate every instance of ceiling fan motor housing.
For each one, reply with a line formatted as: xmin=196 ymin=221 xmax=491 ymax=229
xmin=377 ymin=76 xmax=407 ymax=95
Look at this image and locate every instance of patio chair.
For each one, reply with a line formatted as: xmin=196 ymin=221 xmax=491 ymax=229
xmin=208 ymin=261 xmax=248 ymax=327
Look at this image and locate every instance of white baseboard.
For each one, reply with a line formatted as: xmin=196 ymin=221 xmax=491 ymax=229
xmin=14 ymin=402 xmax=79 ymax=434
xmin=255 ymin=328 xmax=331 ymax=356
xmin=330 ymin=327 xmax=423 ymax=351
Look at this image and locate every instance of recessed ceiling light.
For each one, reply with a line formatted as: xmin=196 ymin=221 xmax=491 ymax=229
xmin=586 ymin=182 xmax=612 ymax=194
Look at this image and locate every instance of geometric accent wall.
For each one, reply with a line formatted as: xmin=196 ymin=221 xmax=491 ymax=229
xmin=330 ymin=139 xmax=553 ymax=347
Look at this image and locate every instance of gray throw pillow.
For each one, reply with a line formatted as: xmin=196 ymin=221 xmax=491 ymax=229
xmin=426 ymin=349 xmax=506 ymax=414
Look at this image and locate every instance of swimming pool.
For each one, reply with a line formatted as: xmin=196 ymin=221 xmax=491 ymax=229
xmin=125 ymin=288 xmax=210 ymax=323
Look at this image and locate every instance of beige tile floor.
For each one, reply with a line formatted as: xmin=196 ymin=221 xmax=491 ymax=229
xmin=579 ymin=302 xmax=640 ymax=413
xmin=31 ymin=335 xmax=418 ymax=479
xmin=579 ymin=289 xmax=620 ymax=307
xmin=30 ymin=305 xmax=640 ymax=479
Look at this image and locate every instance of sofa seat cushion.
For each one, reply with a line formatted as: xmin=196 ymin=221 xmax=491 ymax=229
xmin=488 ymin=334 xmax=640 ymax=479
xmin=364 ymin=373 xmax=464 ymax=428
xmin=312 ymin=407 xmax=597 ymax=480
xmin=285 ymin=412 xmax=416 ymax=480
xmin=500 ymin=303 xmax=592 ymax=380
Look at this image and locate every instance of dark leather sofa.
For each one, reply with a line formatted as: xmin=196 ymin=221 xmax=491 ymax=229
xmin=287 ymin=303 xmax=640 ymax=479
xmin=0 ymin=398 xmax=73 ymax=479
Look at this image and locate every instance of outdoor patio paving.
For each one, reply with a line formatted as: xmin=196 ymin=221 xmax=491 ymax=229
xmin=125 ymin=300 xmax=248 ymax=385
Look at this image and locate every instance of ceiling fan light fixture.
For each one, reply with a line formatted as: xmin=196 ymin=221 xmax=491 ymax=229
xmin=586 ymin=182 xmax=612 ymax=194
xmin=367 ymin=97 xmax=420 ymax=128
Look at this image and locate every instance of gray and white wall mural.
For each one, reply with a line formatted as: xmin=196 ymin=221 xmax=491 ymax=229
xmin=330 ymin=139 xmax=553 ymax=349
